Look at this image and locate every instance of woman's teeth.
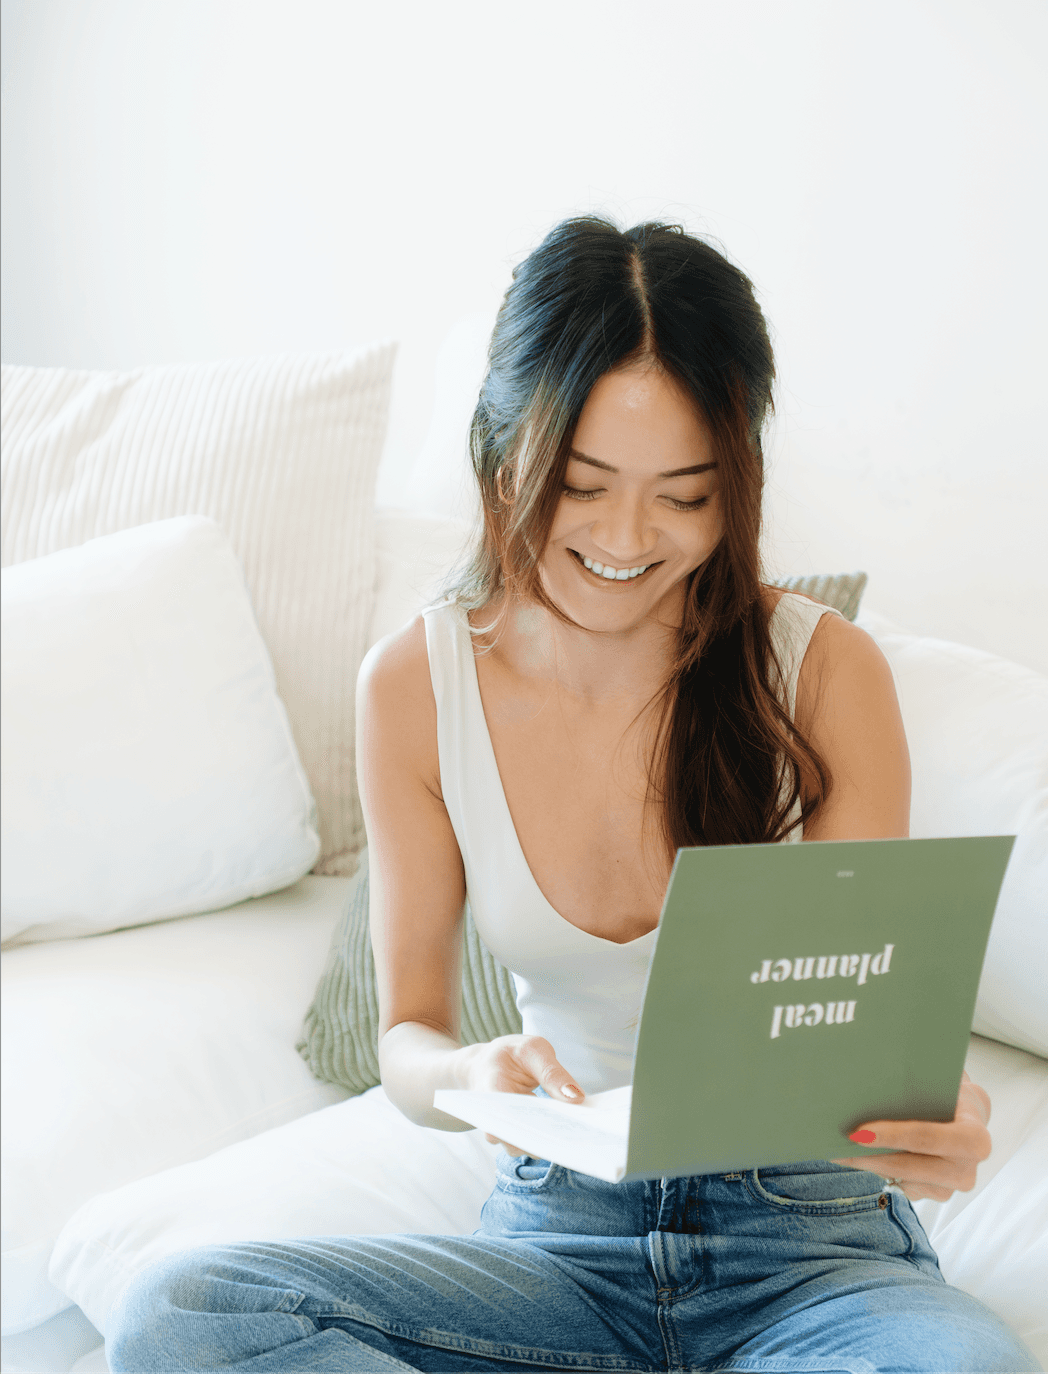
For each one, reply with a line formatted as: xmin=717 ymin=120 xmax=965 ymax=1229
xmin=581 ymin=556 xmax=651 ymax=581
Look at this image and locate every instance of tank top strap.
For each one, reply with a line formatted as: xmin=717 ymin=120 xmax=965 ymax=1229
xmin=420 ymin=598 xmax=477 ymax=849
xmin=421 ymin=598 xmax=532 ymax=901
xmin=768 ymin=590 xmax=844 ymax=719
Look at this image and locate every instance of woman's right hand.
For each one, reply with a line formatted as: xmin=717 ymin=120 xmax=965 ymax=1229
xmin=458 ymin=1034 xmax=585 ymax=1156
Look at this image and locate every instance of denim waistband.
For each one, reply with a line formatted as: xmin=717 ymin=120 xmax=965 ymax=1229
xmin=480 ymin=1153 xmax=900 ymax=1240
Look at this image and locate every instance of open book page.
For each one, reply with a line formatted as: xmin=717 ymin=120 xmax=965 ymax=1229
xmin=434 ymin=1085 xmax=633 ymax=1183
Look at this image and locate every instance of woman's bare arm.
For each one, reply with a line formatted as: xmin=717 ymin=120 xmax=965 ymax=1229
xmin=356 ymin=617 xmax=476 ymax=1129
xmin=357 ymin=616 xmax=582 ymax=1135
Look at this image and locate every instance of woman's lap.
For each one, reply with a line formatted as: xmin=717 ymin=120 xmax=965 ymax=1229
xmin=106 ymin=1161 xmax=1038 ymax=1373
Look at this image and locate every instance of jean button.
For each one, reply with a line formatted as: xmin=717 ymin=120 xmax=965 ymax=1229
xmin=878 ymin=1194 xmax=889 ymax=1209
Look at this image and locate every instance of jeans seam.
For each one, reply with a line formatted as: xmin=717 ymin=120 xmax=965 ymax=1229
xmin=273 ymin=1286 xmax=311 ymax=1316
xmin=312 ymin=1302 xmax=658 ymax=1371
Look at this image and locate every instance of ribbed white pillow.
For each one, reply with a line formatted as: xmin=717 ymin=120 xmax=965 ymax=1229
xmin=0 ymin=346 xmax=395 ymax=874
xmin=0 ymin=517 xmax=321 ymax=944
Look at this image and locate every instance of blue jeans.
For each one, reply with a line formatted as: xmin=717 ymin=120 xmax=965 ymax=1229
xmin=107 ymin=1157 xmax=1038 ymax=1372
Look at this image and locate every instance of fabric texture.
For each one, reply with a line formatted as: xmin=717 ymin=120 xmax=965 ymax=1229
xmin=0 ymin=517 xmax=320 ymax=945
xmin=771 ymin=570 xmax=867 ymax=621
xmin=2 ymin=876 xmax=351 ymax=1335
xmin=0 ymin=347 xmax=395 ymax=874
xmin=296 ymin=850 xmax=522 ymax=1096
xmin=47 ymin=1038 xmax=1048 ymax=1360
xmin=857 ymin=610 xmax=1048 ymax=1060
xmin=103 ymin=1159 xmax=1038 ymax=1372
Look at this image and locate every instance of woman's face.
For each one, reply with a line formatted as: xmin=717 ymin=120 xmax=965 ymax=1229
xmin=538 ymin=364 xmax=725 ymax=634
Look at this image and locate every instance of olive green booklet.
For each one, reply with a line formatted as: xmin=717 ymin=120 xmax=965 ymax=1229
xmin=435 ymin=835 xmax=1015 ymax=1182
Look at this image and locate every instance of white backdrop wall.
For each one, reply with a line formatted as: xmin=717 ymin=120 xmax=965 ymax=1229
xmin=2 ymin=0 xmax=1046 ymax=671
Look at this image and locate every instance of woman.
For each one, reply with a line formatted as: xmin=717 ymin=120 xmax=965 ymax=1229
xmin=109 ymin=218 xmax=1036 ymax=1372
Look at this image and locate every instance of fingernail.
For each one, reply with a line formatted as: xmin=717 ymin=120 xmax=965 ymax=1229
xmin=560 ymin=1084 xmax=582 ymax=1100
xmin=849 ymin=1129 xmax=877 ymax=1144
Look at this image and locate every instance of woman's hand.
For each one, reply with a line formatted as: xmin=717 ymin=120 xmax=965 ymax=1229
xmin=459 ymin=1034 xmax=585 ymax=1157
xmin=833 ymin=1072 xmax=992 ymax=1201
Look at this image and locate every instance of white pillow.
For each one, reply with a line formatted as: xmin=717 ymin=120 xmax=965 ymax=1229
xmin=1 ymin=517 xmax=319 ymax=943
xmin=48 ymin=1040 xmax=1047 ymax=1363
xmin=0 ymin=347 xmax=395 ymax=875
xmin=368 ymin=507 xmax=473 ymax=648
xmin=858 ymin=611 xmax=1048 ymax=1059
xmin=50 ymin=1087 xmax=500 ymax=1340
xmin=0 ymin=877 xmax=351 ymax=1335
xmin=911 ymin=1035 xmax=1048 ymax=1364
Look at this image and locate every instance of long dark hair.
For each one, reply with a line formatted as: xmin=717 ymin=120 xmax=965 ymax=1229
xmin=450 ymin=215 xmax=829 ymax=851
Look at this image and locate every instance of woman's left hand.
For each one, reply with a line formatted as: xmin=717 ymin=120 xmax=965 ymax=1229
xmin=832 ymin=1072 xmax=992 ymax=1202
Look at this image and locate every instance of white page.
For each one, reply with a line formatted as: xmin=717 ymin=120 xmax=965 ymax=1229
xmin=434 ymin=1085 xmax=633 ymax=1183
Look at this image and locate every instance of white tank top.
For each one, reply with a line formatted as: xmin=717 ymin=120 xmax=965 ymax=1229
xmin=423 ymin=592 xmax=841 ymax=1095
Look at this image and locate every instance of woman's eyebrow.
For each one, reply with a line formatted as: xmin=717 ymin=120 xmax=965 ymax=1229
xmin=568 ymin=448 xmax=717 ymax=478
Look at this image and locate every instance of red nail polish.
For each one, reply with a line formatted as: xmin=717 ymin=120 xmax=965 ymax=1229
xmin=849 ymin=1129 xmax=877 ymax=1144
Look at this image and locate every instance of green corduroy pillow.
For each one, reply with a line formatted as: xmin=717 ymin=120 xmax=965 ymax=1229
xmin=297 ymin=848 xmax=523 ymax=1095
xmin=771 ymin=570 xmax=868 ymax=623
xmin=296 ymin=571 xmax=868 ymax=1095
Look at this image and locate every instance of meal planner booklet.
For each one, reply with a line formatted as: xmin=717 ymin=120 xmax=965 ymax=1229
xmin=435 ymin=835 xmax=1015 ymax=1181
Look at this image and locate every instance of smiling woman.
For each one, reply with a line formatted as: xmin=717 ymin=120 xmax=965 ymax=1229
xmin=105 ymin=218 xmax=1038 ymax=1374
xmin=453 ymin=219 xmax=831 ymax=857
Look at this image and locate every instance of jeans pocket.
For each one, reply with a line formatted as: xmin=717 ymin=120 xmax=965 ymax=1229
xmin=746 ymin=1161 xmax=890 ymax=1214
xmin=494 ymin=1150 xmax=562 ymax=1192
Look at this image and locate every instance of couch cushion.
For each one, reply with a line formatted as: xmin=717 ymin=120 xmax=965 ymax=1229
xmin=858 ymin=610 xmax=1048 ymax=1059
xmin=0 ymin=879 xmax=350 ymax=1335
xmin=913 ymin=1035 xmax=1048 ymax=1364
xmin=0 ymin=348 xmax=394 ymax=875
xmin=49 ymin=1086 xmax=501 ymax=1340
xmin=368 ymin=508 xmax=473 ymax=649
xmin=1 ymin=517 xmax=319 ymax=944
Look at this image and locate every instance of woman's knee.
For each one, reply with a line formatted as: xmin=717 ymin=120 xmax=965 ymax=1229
xmin=106 ymin=1245 xmax=267 ymax=1371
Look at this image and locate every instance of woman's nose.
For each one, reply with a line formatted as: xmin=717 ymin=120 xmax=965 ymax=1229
xmin=590 ymin=494 xmax=654 ymax=563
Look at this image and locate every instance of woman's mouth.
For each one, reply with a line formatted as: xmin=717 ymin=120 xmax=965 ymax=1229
xmin=569 ymin=549 xmax=661 ymax=583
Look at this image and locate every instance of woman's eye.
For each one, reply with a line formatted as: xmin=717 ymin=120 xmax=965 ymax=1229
xmin=561 ymin=486 xmax=710 ymax=511
xmin=664 ymin=495 xmax=710 ymax=512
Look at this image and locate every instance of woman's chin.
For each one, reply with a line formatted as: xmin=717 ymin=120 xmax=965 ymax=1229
xmin=546 ymin=585 xmax=667 ymax=635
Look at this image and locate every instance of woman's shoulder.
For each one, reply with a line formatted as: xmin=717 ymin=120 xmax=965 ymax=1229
xmin=358 ymin=612 xmax=431 ymax=699
xmin=758 ymin=584 xmax=893 ymax=708
xmin=760 ymin=584 xmax=871 ymax=654
xmin=356 ymin=615 xmax=439 ymax=783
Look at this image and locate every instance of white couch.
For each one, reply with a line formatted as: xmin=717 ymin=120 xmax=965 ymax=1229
xmin=2 ymin=344 xmax=1046 ymax=1373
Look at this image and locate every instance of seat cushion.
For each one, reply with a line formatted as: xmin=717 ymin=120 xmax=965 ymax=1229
xmin=913 ymin=1036 xmax=1048 ymax=1363
xmin=0 ymin=878 xmax=351 ymax=1335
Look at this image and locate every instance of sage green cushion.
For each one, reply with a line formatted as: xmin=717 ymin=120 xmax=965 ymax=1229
xmin=770 ymin=571 xmax=868 ymax=622
xmin=297 ymin=848 xmax=522 ymax=1096
xmin=297 ymin=572 xmax=868 ymax=1095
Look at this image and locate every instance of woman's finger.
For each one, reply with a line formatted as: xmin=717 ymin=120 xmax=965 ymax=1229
xmin=515 ymin=1036 xmax=585 ymax=1103
xmin=849 ymin=1116 xmax=990 ymax=1161
xmin=831 ymin=1149 xmax=975 ymax=1198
